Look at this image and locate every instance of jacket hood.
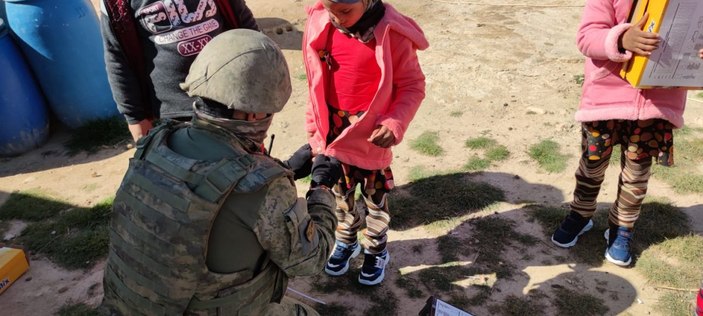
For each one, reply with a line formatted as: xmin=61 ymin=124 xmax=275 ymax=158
xmin=308 ymin=2 xmax=429 ymax=50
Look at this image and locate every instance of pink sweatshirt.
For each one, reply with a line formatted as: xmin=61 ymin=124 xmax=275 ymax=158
xmin=576 ymin=0 xmax=686 ymax=127
xmin=303 ymin=2 xmax=429 ymax=170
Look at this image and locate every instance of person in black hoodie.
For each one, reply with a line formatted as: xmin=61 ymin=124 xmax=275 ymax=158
xmin=100 ymin=0 xmax=258 ymax=141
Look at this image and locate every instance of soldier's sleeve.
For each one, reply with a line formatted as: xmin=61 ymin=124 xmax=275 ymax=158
xmin=254 ymin=177 xmax=337 ymax=277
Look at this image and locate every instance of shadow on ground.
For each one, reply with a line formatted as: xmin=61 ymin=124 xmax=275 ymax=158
xmin=304 ymin=172 xmax=696 ymax=315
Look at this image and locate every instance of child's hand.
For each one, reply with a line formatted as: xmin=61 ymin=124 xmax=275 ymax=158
xmin=621 ymin=13 xmax=661 ymax=56
xmin=699 ymin=49 xmax=703 ymax=59
xmin=368 ymin=125 xmax=396 ymax=148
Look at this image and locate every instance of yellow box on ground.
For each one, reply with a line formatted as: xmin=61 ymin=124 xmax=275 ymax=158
xmin=620 ymin=0 xmax=703 ymax=89
xmin=0 ymin=247 xmax=30 ymax=295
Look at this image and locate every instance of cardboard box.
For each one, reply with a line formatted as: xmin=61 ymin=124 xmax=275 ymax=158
xmin=0 ymin=247 xmax=30 ymax=295
xmin=620 ymin=0 xmax=703 ymax=89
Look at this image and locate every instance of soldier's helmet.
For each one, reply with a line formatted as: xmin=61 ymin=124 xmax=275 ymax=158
xmin=181 ymin=29 xmax=292 ymax=114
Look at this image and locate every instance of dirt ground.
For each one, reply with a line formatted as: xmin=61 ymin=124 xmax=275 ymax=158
xmin=1 ymin=0 xmax=702 ymax=315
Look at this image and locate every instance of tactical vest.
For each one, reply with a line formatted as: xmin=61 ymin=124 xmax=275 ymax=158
xmin=103 ymin=121 xmax=289 ymax=315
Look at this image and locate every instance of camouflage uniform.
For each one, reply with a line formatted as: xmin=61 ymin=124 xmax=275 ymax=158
xmin=102 ymin=29 xmax=337 ymax=315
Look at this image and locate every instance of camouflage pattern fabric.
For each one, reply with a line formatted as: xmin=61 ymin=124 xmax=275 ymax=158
xmin=102 ymin=119 xmax=337 ymax=315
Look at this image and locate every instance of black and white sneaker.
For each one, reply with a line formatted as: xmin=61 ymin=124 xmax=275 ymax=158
xmin=324 ymin=241 xmax=361 ymax=276
xmin=358 ymin=249 xmax=389 ymax=286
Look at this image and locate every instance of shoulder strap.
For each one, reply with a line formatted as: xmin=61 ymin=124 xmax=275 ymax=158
xmin=215 ymin=0 xmax=239 ymax=29
xmin=103 ymin=0 xmax=153 ymax=120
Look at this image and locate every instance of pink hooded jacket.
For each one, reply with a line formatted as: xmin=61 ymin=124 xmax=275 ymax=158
xmin=303 ymin=2 xmax=429 ymax=170
xmin=576 ymin=0 xmax=686 ymax=127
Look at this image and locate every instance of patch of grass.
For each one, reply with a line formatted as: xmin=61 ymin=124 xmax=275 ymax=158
xmin=19 ymin=198 xmax=113 ymax=269
xmin=463 ymin=157 xmax=490 ymax=171
xmin=57 ymin=303 xmax=100 ymax=316
xmin=437 ymin=235 xmax=464 ymax=262
xmin=574 ymin=74 xmax=585 ymax=86
xmin=651 ymin=136 xmax=703 ymax=194
xmin=447 ymin=294 xmax=472 ymax=311
xmin=364 ymin=288 xmax=399 ymax=315
xmin=636 ymin=235 xmax=703 ymax=291
xmin=0 ymin=189 xmax=72 ymax=221
xmin=655 ymin=292 xmax=697 ymax=316
xmin=449 ymin=111 xmax=463 ymax=117
xmin=311 ymin=274 xmax=398 ymax=315
xmin=407 ymin=165 xmax=454 ymax=182
xmin=64 ymin=116 xmax=131 ymax=155
xmin=389 ymin=173 xmax=505 ymax=229
xmin=470 ymin=216 xmax=525 ymax=279
xmin=552 ymin=287 xmax=608 ymax=316
xmin=467 ymin=285 xmax=492 ymax=306
xmin=463 ymin=138 xmax=510 ymax=171
xmin=296 ymin=73 xmax=307 ymax=81
xmin=527 ymin=139 xmax=569 ymax=173
xmin=485 ymin=145 xmax=510 ymax=161
xmin=396 ymin=275 xmax=424 ymax=298
xmin=315 ymin=303 xmax=350 ymax=316
xmin=675 ymin=125 xmax=693 ymax=136
xmin=409 ymin=131 xmax=444 ymax=156
xmin=488 ymin=293 xmax=548 ymax=316
xmin=418 ymin=264 xmax=476 ymax=292
xmin=465 ymin=137 xmax=496 ymax=149
xmin=631 ymin=201 xmax=692 ymax=246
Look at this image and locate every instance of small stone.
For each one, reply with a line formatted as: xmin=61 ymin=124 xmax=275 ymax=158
xmin=58 ymin=287 xmax=69 ymax=294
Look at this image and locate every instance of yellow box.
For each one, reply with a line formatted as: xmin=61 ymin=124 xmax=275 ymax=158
xmin=0 ymin=247 xmax=30 ymax=295
xmin=620 ymin=0 xmax=703 ymax=89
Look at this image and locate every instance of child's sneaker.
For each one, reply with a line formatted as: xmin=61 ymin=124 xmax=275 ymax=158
xmin=358 ymin=249 xmax=389 ymax=286
xmin=604 ymin=227 xmax=633 ymax=266
xmin=551 ymin=211 xmax=594 ymax=248
xmin=324 ymin=241 xmax=361 ymax=276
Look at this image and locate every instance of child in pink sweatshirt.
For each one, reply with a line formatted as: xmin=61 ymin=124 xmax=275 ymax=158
xmin=551 ymin=0 xmax=703 ymax=267
xmin=302 ymin=0 xmax=428 ymax=285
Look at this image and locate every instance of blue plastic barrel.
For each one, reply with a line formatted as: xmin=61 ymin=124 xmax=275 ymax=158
xmin=0 ymin=18 xmax=49 ymax=156
xmin=4 ymin=0 xmax=118 ymax=128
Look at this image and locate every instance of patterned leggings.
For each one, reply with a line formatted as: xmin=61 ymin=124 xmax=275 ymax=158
xmin=332 ymin=165 xmax=393 ymax=254
xmin=570 ymin=120 xmax=672 ymax=228
xmin=571 ymin=150 xmax=652 ymax=228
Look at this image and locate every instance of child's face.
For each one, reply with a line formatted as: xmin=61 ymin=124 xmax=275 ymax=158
xmin=321 ymin=0 xmax=366 ymax=29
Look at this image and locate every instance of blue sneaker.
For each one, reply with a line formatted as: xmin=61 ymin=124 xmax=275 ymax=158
xmin=604 ymin=227 xmax=633 ymax=266
xmin=358 ymin=250 xmax=389 ymax=286
xmin=551 ymin=211 xmax=594 ymax=248
xmin=325 ymin=241 xmax=361 ymax=276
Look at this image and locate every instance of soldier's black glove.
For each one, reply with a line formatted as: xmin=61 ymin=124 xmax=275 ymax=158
xmin=283 ymin=144 xmax=313 ymax=180
xmin=310 ymin=154 xmax=341 ymax=189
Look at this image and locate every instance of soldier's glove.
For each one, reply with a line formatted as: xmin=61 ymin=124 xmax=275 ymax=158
xmin=310 ymin=154 xmax=341 ymax=189
xmin=283 ymin=144 xmax=313 ymax=180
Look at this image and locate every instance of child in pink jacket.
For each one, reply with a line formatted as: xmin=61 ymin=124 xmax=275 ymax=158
xmin=551 ymin=0 xmax=703 ymax=267
xmin=302 ymin=0 xmax=428 ymax=285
